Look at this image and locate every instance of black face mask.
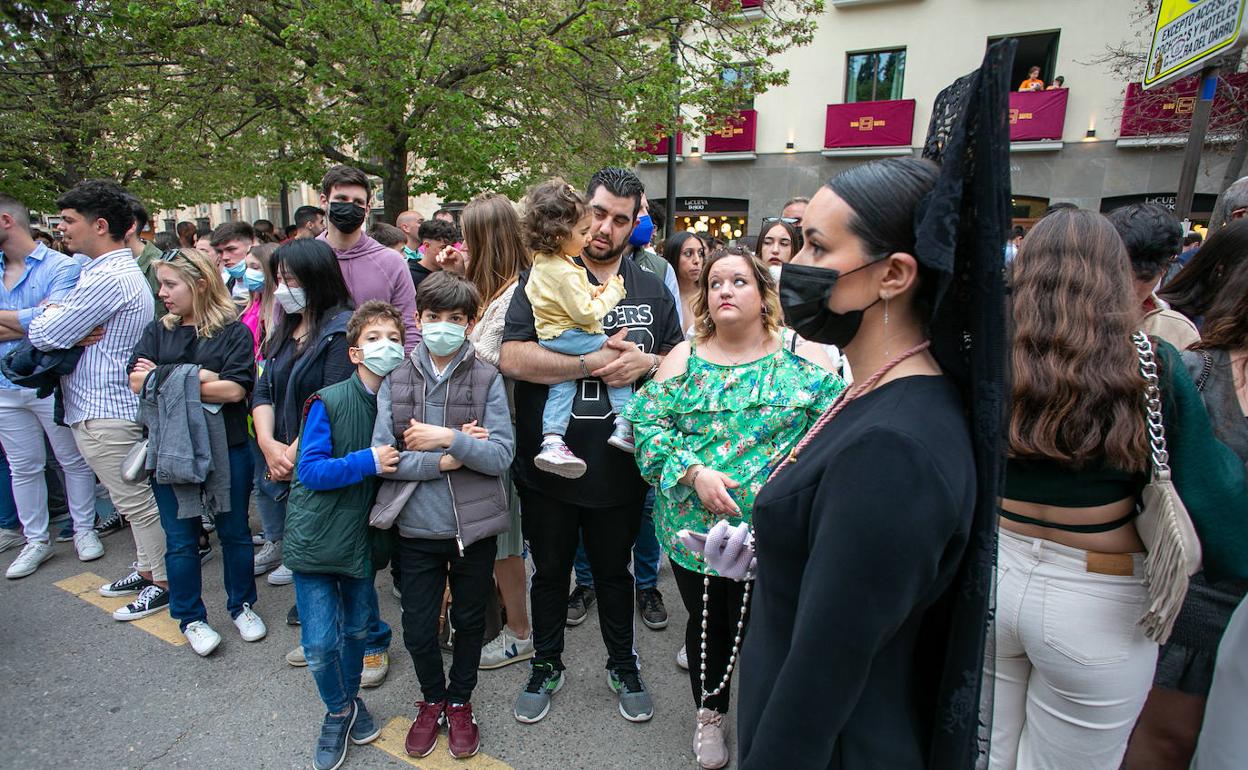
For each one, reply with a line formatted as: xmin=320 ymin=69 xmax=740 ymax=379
xmin=778 ymin=261 xmax=881 ymax=347
xmin=327 ymin=201 xmax=367 ymax=234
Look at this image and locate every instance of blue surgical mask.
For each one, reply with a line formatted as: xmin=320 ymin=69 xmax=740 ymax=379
xmin=629 ymin=213 xmax=655 ymax=248
xmin=243 ymin=267 xmax=265 ymax=292
xmin=225 ymin=260 xmax=247 ymax=279
xmin=360 ymin=339 xmax=405 ymax=376
xmin=423 ymin=321 xmax=467 ymax=357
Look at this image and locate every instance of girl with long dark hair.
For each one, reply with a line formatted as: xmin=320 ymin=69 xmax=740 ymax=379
xmin=1159 ymin=219 xmax=1248 ymax=327
xmin=663 ymin=232 xmax=705 ymax=339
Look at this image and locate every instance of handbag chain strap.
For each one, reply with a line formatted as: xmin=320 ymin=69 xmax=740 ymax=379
xmin=1132 ymin=331 xmax=1171 ymax=476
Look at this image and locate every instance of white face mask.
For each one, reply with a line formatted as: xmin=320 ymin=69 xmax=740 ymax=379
xmin=274 ymin=283 xmax=307 ymax=313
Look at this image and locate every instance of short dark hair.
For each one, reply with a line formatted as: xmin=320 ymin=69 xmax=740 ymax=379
xmin=586 ymin=167 xmax=644 ymax=219
xmin=418 ymin=219 xmax=458 ymax=244
xmin=153 ymin=231 xmax=179 ymax=251
xmin=1183 ymin=231 xmax=1203 ymax=247
xmin=523 ymin=178 xmax=589 ymax=255
xmin=0 ymin=193 xmax=30 ymax=227
xmin=1011 ymin=225 xmax=1026 ymax=239
xmin=417 ymin=270 xmax=480 ymax=320
xmin=294 ymin=205 xmax=324 ymax=228
xmin=265 ymin=239 xmax=353 ymax=358
xmin=284 ymin=224 xmax=298 ymax=238
xmin=127 ymin=195 xmax=150 ymax=233
xmin=176 ymin=221 xmax=196 ymax=238
xmin=368 ymin=222 xmax=405 ymax=248
xmin=55 ymin=180 xmax=134 ymax=240
xmin=1106 ymin=203 xmax=1183 ymax=282
xmin=253 ymin=219 xmax=274 ymax=232
xmin=210 ymin=221 xmax=255 ymax=248
xmin=347 ymin=300 xmax=405 ymax=347
xmin=320 ymin=165 xmax=372 ymax=198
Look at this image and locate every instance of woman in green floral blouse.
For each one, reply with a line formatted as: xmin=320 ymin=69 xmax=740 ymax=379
xmin=622 ymin=247 xmax=843 ymax=769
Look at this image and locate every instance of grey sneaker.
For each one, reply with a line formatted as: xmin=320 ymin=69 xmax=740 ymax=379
xmin=606 ymin=419 xmax=635 ymax=453
xmin=636 ymin=587 xmax=668 ymax=630
xmin=253 ymin=540 xmax=282 ymax=575
xmin=566 ymin=585 xmax=596 ymax=627
xmin=0 ymin=528 xmax=25 ymax=554
xmin=607 ymin=668 xmax=654 ymax=722
xmin=514 ymin=662 xmax=563 ymax=723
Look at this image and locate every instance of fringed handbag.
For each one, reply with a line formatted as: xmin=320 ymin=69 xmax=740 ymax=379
xmin=1133 ymin=331 xmax=1202 ymax=644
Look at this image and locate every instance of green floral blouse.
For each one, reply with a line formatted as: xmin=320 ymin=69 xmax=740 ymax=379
xmin=622 ymin=342 xmax=845 ymax=574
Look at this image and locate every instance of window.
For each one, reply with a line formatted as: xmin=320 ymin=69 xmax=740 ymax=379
xmin=989 ymin=30 xmax=1060 ymax=91
xmin=845 ymin=48 xmax=906 ymax=104
xmin=722 ymin=63 xmax=757 ymax=110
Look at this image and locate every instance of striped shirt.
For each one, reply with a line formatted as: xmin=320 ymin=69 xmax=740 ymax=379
xmin=0 ymin=242 xmax=82 ymax=389
xmin=28 ymin=248 xmax=154 ymax=424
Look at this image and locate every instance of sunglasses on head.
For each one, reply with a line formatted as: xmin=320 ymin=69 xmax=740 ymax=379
xmin=761 ymin=216 xmax=798 ymax=226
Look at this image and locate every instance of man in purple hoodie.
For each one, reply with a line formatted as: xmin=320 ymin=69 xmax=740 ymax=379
xmin=317 ymin=165 xmax=420 ymax=351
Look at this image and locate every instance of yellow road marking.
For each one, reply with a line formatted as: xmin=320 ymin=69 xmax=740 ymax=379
xmin=371 ymin=717 xmax=514 ymax=769
xmin=55 ymin=572 xmax=186 ymax=646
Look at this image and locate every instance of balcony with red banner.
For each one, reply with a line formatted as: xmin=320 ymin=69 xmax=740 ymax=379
xmin=1118 ymin=73 xmax=1248 ymax=147
xmin=713 ymin=0 xmax=765 ymax=19
xmin=822 ymin=99 xmax=915 ymax=157
xmin=1009 ymin=89 xmax=1067 ymax=150
xmin=703 ymin=109 xmax=758 ymax=161
xmin=638 ymin=133 xmax=683 ymax=163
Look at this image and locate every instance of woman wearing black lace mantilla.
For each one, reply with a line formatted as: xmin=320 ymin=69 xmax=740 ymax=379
xmin=688 ymin=44 xmax=1014 ymax=769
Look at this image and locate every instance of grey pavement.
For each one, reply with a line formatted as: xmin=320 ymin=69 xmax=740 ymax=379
xmin=0 ymin=517 xmax=716 ymax=770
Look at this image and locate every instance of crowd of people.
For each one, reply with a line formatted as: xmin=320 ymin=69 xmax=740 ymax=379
xmin=2 ymin=55 xmax=1248 ymax=770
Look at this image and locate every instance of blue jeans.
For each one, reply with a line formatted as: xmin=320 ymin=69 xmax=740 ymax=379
xmin=249 ymin=439 xmax=287 ymax=542
xmin=0 ymin=444 xmax=18 ymax=531
xmin=294 ymin=571 xmax=374 ymax=714
xmin=153 ymin=445 xmax=257 ymax=630
xmin=574 ymin=488 xmax=660 ymax=591
xmin=538 ymin=328 xmax=632 ymax=436
xmin=365 ymin=580 xmax=391 ymax=652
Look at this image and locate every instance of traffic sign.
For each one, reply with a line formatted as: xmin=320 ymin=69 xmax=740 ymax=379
xmin=1144 ymin=0 xmax=1248 ymax=90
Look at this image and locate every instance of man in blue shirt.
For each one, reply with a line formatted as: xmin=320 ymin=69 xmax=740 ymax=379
xmin=0 ymin=193 xmax=103 ymax=579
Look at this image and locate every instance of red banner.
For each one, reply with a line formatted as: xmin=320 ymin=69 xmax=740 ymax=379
xmin=824 ymin=99 xmax=915 ymax=148
xmin=1009 ymin=89 xmax=1068 ymax=141
xmin=704 ymin=109 xmax=758 ymax=153
xmin=1120 ymin=73 xmax=1248 ymax=137
xmin=639 ymin=134 xmax=683 ymax=156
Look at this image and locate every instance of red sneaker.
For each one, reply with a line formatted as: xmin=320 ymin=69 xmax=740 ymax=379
xmin=404 ymin=700 xmax=445 ymax=758
xmin=446 ymin=702 xmax=481 ymax=759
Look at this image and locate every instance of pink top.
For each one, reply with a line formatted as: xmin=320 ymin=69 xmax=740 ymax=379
xmin=240 ymin=301 xmax=262 ymax=360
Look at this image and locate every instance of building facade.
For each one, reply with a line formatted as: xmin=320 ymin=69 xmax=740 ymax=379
xmin=636 ymin=0 xmax=1245 ymax=241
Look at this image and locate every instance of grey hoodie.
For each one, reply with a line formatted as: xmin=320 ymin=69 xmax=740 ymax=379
xmin=371 ymin=342 xmax=514 ymax=542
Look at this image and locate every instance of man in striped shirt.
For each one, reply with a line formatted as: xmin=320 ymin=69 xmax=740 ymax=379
xmin=28 ymin=180 xmax=169 ymax=621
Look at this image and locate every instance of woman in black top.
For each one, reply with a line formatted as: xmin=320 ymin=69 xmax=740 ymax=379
xmin=250 ymin=240 xmax=354 ymax=575
xmin=129 ymin=247 xmax=261 ymax=655
xmin=734 ymin=44 xmax=1011 ymax=770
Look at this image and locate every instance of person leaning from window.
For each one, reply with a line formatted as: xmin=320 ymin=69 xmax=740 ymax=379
xmin=1018 ymin=65 xmax=1045 ymax=91
xmin=623 ymin=247 xmax=842 ymax=769
xmin=1046 ymin=75 xmax=1066 ymax=90
xmin=1123 ymin=245 xmax=1248 ymax=770
xmin=992 ymin=209 xmax=1248 ymax=769
xmin=128 ymin=247 xmax=263 ymax=656
xmin=1160 ymin=219 xmax=1248 ymax=331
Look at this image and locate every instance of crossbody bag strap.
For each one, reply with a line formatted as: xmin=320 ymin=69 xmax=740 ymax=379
xmin=1132 ymin=331 xmax=1171 ymax=483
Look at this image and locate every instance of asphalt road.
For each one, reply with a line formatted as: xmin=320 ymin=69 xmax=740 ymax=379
xmin=0 ymin=516 xmax=715 ymax=770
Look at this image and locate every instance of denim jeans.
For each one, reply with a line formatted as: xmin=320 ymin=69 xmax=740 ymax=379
xmin=153 ymin=444 xmax=257 ymax=631
xmin=0 ymin=444 xmax=18 ymax=531
xmin=294 ymin=571 xmax=374 ymax=714
xmin=365 ymin=580 xmax=391 ymax=652
xmin=249 ymin=439 xmax=287 ymax=542
xmin=574 ymin=487 xmax=660 ymax=591
xmin=538 ymin=328 xmax=632 ymax=436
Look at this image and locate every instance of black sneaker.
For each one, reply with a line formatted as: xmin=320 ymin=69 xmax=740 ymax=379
xmin=94 ymin=511 xmax=128 ymax=538
xmin=566 ymin=585 xmax=596 ymax=627
xmin=287 ymin=603 xmax=301 ymax=626
xmin=112 ymin=584 xmax=170 ymax=621
xmin=199 ymin=541 xmax=213 ymax=565
xmin=98 ymin=567 xmax=152 ymax=597
xmin=636 ymin=587 xmax=668 ymax=630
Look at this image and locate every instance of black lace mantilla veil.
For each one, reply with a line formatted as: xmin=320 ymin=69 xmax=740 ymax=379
xmin=915 ymin=40 xmax=1013 ymax=769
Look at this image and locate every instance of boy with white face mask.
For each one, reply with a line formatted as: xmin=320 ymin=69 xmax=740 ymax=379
xmin=369 ymin=271 xmax=515 ymax=761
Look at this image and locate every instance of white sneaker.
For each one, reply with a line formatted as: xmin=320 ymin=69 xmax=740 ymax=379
xmin=6 ymin=541 xmax=53 ymax=579
xmin=479 ymin=627 xmax=536 ymax=669
xmin=533 ymin=438 xmax=587 ymax=479
xmin=677 ymin=643 xmax=689 ymax=670
xmin=695 ymin=708 xmax=730 ymax=769
xmin=267 ymin=564 xmax=293 ymax=586
xmin=73 ymin=530 xmax=104 ymax=561
xmin=0 ymin=528 xmax=25 ymax=554
xmin=184 ymin=620 xmax=222 ymax=656
xmin=253 ymin=540 xmax=282 ymax=575
xmin=232 ymin=603 xmax=267 ymax=641
xmin=285 ymin=645 xmax=307 ymax=667
xmin=251 ymin=534 xmax=265 ymax=546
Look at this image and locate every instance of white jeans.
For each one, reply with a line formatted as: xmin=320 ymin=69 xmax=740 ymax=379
xmin=990 ymin=529 xmax=1158 ymax=770
xmin=0 ymin=388 xmax=96 ymax=543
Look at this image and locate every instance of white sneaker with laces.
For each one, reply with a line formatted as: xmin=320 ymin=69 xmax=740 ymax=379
xmin=479 ymin=627 xmax=536 ymax=669
xmin=676 ymin=643 xmax=689 ymax=670
xmin=267 ymin=564 xmax=293 ymax=586
xmin=232 ymin=603 xmax=267 ymax=641
xmin=253 ymin=540 xmax=281 ymax=575
xmin=6 ymin=541 xmax=53 ymax=579
xmin=0 ymin=528 xmax=25 ymax=554
xmin=534 ymin=438 xmax=587 ymax=479
xmin=73 ymin=530 xmax=104 ymax=561
xmin=184 ymin=620 xmax=221 ymax=656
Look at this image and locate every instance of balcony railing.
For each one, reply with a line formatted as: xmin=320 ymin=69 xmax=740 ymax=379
xmin=704 ymin=109 xmax=758 ymax=154
xmin=1009 ymin=89 xmax=1067 ymax=142
xmin=1120 ymin=73 xmax=1248 ymax=138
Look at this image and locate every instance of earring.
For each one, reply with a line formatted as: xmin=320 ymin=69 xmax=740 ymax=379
xmin=883 ymin=296 xmax=891 ymax=358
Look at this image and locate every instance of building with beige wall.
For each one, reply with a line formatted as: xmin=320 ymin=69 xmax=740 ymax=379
xmin=637 ymin=0 xmax=1244 ymax=240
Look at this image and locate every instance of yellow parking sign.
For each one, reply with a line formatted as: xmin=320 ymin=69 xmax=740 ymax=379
xmin=1145 ymin=0 xmax=1248 ymax=90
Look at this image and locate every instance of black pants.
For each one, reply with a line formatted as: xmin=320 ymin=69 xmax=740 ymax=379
xmin=397 ymin=535 xmax=497 ymax=704
xmin=672 ymin=559 xmax=752 ymax=713
xmin=521 ymin=489 xmax=642 ymax=672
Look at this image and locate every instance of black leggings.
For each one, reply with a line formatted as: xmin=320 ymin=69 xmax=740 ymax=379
xmin=671 ymin=559 xmax=752 ymax=713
